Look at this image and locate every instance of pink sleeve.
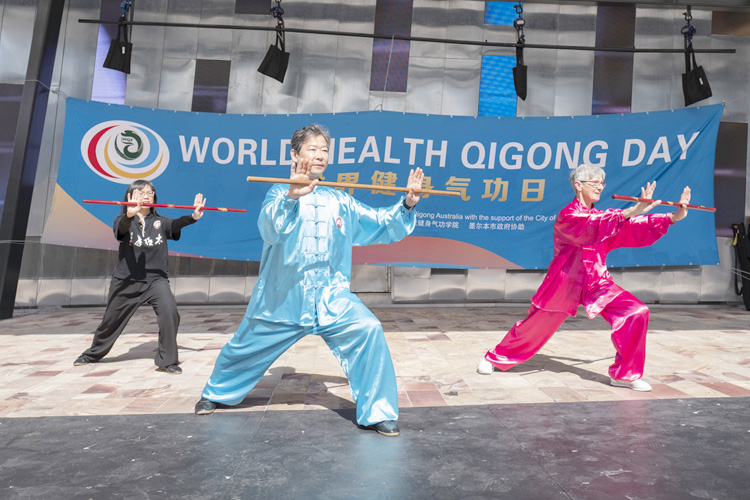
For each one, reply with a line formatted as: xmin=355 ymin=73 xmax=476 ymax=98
xmin=604 ymin=213 xmax=674 ymax=250
xmin=555 ymin=208 xmax=626 ymax=247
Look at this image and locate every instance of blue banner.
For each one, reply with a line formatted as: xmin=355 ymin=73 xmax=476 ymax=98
xmin=46 ymin=98 xmax=721 ymax=269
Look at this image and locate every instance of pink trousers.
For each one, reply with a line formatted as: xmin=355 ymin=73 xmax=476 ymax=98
xmin=485 ymin=291 xmax=649 ymax=381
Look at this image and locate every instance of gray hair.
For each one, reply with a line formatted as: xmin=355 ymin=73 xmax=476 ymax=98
xmin=291 ymin=124 xmax=330 ymax=153
xmin=569 ymin=164 xmax=605 ymax=191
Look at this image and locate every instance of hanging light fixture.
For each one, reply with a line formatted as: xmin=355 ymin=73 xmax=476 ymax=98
xmin=258 ymin=0 xmax=289 ymax=83
xmin=681 ymin=6 xmax=712 ymax=106
xmin=512 ymin=3 xmax=527 ymax=101
xmin=103 ymin=0 xmax=133 ymax=74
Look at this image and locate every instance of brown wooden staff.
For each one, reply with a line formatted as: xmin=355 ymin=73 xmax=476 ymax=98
xmin=246 ymin=176 xmax=461 ymax=197
xmin=82 ymin=199 xmax=247 ymax=213
xmin=611 ymin=194 xmax=716 ymax=212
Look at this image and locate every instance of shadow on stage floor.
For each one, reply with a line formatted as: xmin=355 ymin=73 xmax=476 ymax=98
xmin=2 ymin=398 xmax=749 ymax=499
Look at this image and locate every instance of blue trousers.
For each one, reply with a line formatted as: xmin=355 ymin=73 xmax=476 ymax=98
xmin=201 ymin=301 xmax=398 ymax=426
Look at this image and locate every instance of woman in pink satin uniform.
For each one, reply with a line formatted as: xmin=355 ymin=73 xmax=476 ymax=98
xmin=478 ymin=164 xmax=691 ymax=391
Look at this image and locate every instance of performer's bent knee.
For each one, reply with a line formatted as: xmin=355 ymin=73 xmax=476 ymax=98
xmin=628 ymin=303 xmax=650 ymax=320
xmin=360 ymin=315 xmax=383 ymax=335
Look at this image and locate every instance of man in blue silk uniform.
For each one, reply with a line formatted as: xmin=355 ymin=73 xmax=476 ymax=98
xmin=195 ymin=124 xmax=424 ymax=437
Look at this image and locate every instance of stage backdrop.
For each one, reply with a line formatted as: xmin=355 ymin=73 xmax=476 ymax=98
xmin=44 ymin=98 xmax=721 ymax=269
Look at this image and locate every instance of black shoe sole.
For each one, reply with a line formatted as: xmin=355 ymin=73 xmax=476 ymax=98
xmin=156 ymin=367 xmax=182 ymax=375
xmin=360 ymin=424 xmax=400 ymax=437
xmin=195 ymin=400 xmax=217 ymax=415
xmin=375 ymin=429 xmax=400 ymax=437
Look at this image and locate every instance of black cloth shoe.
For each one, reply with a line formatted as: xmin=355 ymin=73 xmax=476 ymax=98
xmin=364 ymin=420 xmax=400 ymax=437
xmin=73 ymin=355 xmax=96 ymax=366
xmin=156 ymin=364 xmax=182 ymax=374
xmin=195 ymin=398 xmax=217 ymax=415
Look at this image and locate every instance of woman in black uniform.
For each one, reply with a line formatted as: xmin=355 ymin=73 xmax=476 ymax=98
xmin=74 ymin=179 xmax=205 ymax=374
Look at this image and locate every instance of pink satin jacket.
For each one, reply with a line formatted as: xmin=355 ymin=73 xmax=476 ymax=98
xmin=532 ymin=198 xmax=674 ymax=318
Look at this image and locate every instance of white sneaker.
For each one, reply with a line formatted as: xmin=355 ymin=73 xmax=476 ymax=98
xmin=477 ymin=359 xmax=495 ymax=375
xmin=610 ymin=377 xmax=652 ymax=392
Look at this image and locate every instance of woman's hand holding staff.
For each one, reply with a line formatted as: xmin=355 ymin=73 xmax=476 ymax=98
xmin=611 ymin=193 xmax=712 ymax=212
xmin=612 ymin=187 xmax=714 ymax=213
xmin=190 ymin=193 xmax=207 ymax=220
xmin=671 ymin=187 xmax=692 ymax=222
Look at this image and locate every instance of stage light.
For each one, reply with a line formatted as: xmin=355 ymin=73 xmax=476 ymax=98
xmin=512 ymin=3 xmax=527 ymax=101
xmin=103 ymin=1 xmax=133 ymax=74
xmin=258 ymin=0 xmax=289 ymax=83
xmin=681 ymin=7 xmax=712 ymax=106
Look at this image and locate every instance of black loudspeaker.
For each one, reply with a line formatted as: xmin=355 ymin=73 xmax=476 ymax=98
xmin=513 ymin=65 xmax=527 ymax=101
xmin=258 ymin=30 xmax=289 ymax=83
xmin=682 ymin=46 xmax=712 ymax=106
xmin=513 ymin=45 xmax=527 ymax=101
xmin=103 ymin=22 xmax=132 ymax=74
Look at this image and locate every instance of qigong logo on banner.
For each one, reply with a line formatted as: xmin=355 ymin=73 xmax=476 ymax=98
xmin=81 ymin=121 xmax=170 ymax=184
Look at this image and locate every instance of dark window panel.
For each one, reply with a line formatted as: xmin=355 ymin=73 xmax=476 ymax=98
xmin=592 ymin=5 xmax=635 ymax=115
xmin=235 ymin=0 xmax=271 ymax=16
xmin=714 ymin=122 xmax=748 ymax=237
xmin=369 ymin=0 xmax=413 ymax=93
xmin=192 ymin=59 xmax=231 ymax=114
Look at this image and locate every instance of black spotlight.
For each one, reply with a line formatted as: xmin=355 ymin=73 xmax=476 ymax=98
xmin=512 ymin=3 xmax=528 ymax=101
xmin=103 ymin=1 xmax=133 ymax=74
xmin=258 ymin=0 xmax=289 ymax=83
xmin=513 ymin=45 xmax=528 ymax=101
xmin=681 ymin=7 xmax=712 ymax=106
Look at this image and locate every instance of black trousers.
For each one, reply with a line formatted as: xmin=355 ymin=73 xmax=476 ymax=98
xmin=82 ymin=277 xmax=180 ymax=367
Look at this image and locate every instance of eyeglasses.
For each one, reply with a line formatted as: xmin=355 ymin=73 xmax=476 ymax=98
xmin=582 ymin=181 xmax=606 ymax=188
xmin=139 ymin=190 xmax=155 ymax=196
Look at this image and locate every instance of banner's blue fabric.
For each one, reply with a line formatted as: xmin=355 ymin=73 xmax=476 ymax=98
xmin=54 ymin=98 xmax=721 ymax=268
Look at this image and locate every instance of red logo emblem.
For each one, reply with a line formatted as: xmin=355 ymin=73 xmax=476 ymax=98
xmin=335 ymin=217 xmax=342 ymax=228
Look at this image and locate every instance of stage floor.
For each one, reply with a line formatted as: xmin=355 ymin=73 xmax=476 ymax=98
xmin=2 ymin=304 xmax=749 ymax=498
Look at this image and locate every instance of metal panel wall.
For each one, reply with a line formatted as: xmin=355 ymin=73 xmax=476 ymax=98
xmin=197 ymin=0 xmax=234 ymax=61
xmin=1 ymin=0 xmax=746 ymax=309
xmin=226 ymin=13 xmax=267 ymax=114
xmin=126 ymin=0 xmax=169 ymax=108
xmin=0 ymin=0 xmax=36 ymax=83
xmin=516 ymin=3 xmax=563 ymax=118
xmin=331 ymin=1 xmax=375 ymax=112
xmin=554 ymin=4 xmax=597 ymax=117
xmin=295 ymin=1 xmax=342 ymax=113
